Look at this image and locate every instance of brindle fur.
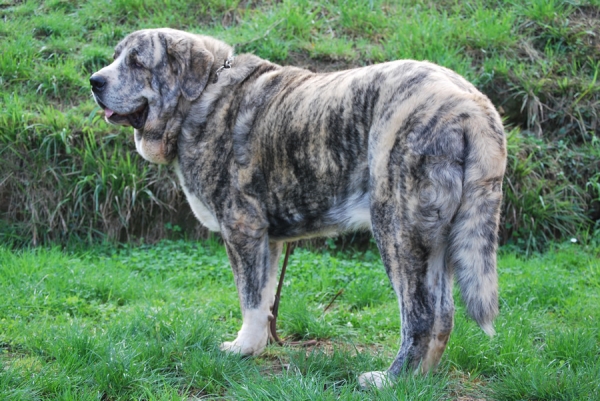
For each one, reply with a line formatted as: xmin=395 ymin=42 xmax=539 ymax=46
xmin=91 ymin=28 xmax=507 ymax=387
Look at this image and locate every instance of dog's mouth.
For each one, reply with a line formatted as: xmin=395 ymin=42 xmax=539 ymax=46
xmin=97 ymin=99 xmax=149 ymax=130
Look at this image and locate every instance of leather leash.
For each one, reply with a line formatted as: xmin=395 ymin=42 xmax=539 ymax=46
xmin=269 ymin=242 xmax=318 ymax=347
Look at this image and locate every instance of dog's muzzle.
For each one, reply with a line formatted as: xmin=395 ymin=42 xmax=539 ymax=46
xmin=90 ymin=73 xmax=149 ymax=130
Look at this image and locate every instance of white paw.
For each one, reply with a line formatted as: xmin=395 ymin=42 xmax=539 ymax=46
xmin=220 ymin=340 xmax=242 ymax=354
xmin=358 ymin=371 xmax=392 ymax=389
xmin=220 ymin=308 xmax=270 ymax=356
xmin=220 ymin=319 xmax=269 ymax=356
xmin=219 ymin=336 xmax=266 ymax=356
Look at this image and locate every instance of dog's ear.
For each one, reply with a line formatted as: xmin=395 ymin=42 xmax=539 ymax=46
xmin=180 ymin=43 xmax=214 ymax=100
xmin=162 ymin=33 xmax=214 ymax=101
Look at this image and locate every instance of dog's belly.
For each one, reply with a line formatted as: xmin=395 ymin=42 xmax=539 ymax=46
xmin=174 ymin=156 xmax=371 ymax=237
xmin=267 ymin=191 xmax=372 ymax=241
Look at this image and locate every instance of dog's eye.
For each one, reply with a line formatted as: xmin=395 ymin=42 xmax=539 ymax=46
xmin=131 ymin=58 xmax=144 ymax=69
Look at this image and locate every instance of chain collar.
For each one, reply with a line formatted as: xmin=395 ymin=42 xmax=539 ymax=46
xmin=213 ymin=56 xmax=234 ymax=83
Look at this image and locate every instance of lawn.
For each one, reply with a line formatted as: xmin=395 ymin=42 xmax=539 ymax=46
xmin=1 ymin=240 xmax=599 ymax=399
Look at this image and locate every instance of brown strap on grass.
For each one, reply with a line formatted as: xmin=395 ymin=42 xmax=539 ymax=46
xmin=269 ymin=242 xmax=318 ymax=347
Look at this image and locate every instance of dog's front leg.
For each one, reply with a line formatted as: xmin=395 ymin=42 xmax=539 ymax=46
xmin=219 ymin=222 xmax=282 ymax=356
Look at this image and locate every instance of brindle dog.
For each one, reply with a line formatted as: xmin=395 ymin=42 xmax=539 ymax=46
xmin=90 ymin=28 xmax=506 ymax=388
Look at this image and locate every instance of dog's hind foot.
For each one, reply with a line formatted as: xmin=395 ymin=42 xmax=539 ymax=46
xmin=357 ymin=371 xmax=393 ymax=389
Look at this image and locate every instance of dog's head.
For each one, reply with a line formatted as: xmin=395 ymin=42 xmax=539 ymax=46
xmin=90 ymin=28 xmax=233 ymax=164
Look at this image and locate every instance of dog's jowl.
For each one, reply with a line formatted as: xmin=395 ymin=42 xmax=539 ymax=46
xmin=91 ymin=28 xmax=507 ymax=388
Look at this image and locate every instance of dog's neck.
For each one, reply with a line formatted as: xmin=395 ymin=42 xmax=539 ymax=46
xmin=155 ymin=96 xmax=192 ymax=164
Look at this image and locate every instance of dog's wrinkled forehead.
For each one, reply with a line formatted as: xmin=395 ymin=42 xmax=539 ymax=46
xmin=112 ymin=31 xmax=161 ymax=66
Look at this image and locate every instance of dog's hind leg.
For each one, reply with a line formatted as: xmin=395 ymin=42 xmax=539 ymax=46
xmin=359 ymin=151 xmax=461 ymax=388
xmin=358 ymin=214 xmax=455 ymax=388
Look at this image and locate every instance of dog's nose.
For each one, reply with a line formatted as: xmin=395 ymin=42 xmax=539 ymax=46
xmin=90 ymin=75 xmax=106 ymax=92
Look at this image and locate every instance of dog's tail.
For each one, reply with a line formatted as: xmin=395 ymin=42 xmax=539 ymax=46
xmin=447 ymin=99 xmax=506 ymax=336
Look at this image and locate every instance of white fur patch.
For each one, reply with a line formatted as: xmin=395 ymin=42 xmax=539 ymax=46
xmin=220 ymin=308 xmax=270 ymax=356
xmin=134 ymin=131 xmax=167 ymax=165
xmin=326 ymin=192 xmax=371 ymax=232
xmin=357 ymin=371 xmax=392 ymax=389
xmin=173 ymin=161 xmax=221 ymax=232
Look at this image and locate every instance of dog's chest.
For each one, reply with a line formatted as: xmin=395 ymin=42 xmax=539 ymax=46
xmin=173 ymin=161 xmax=221 ymax=232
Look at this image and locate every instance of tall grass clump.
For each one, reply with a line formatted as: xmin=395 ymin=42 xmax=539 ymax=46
xmin=0 ymin=98 xmax=194 ymax=245
xmin=502 ymin=129 xmax=594 ymax=252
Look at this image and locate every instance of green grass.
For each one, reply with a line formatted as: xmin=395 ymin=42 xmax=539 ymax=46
xmin=1 ymin=240 xmax=599 ymax=399
xmin=0 ymin=0 xmax=599 ymax=249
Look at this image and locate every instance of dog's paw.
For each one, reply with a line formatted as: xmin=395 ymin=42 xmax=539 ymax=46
xmin=219 ymin=340 xmax=244 ymax=354
xmin=357 ymin=371 xmax=392 ymax=389
xmin=220 ymin=309 xmax=270 ymax=356
xmin=219 ymin=338 xmax=266 ymax=356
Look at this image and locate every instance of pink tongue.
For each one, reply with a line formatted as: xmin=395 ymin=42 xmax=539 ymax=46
xmin=104 ymin=109 xmax=115 ymax=118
